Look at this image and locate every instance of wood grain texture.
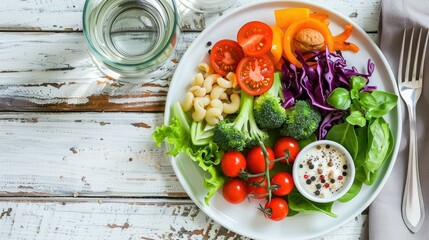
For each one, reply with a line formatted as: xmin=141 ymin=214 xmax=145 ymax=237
xmin=0 ymin=198 xmax=366 ymax=240
xmin=0 ymin=112 xmax=189 ymax=197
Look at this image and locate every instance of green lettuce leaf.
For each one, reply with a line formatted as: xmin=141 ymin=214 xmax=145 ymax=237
xmin=186 ymin=142 xmax=225 ymax=204
xmin=152 ymin=102 xmax=225 ymax=205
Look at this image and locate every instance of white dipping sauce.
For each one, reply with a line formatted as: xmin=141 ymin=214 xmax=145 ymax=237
xmin=297 ymin=143 xmax=349 ymax=199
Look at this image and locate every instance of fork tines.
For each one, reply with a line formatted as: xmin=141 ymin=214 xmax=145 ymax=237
xmin=398 ymin=28 xmax=429 ymax=84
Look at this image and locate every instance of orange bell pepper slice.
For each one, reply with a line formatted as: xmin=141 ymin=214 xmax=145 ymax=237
xmin=333 ymin=24 xmax=360 ymax=52
xmin=310 ymin=13 xmax=330 ymax=25
xmin=269 ymin=25 xmax=284 ymax=64
xmin=275 ymin=8 xmax=311 ymax=29
xmin=283 ymin=18 xmax=334 ymax=68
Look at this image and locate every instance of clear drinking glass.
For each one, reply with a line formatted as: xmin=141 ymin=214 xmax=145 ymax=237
xmin=178 ymin=0 xmax=234 ymax=13
xmin=83 ymin=0 xmax=180 ymax=80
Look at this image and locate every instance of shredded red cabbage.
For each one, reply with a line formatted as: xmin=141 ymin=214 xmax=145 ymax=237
xmin=317 ymin=111 xmax=345 ymax=140
xmin=280 ymin=48 xmax=376 ymax=139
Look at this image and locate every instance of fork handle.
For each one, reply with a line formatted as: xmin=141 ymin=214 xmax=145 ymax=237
xmin=402 ymin=105 xmax=425 ymax=233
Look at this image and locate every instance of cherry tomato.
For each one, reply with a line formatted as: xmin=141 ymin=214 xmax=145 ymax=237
xmin=237 ymin=21 xmax=273 ymax=57
xmin=270 ymin=172 xmax=294 ymax=196
xmin=222 ymin=179 xmax=247 ymax=204
xmin=274 ymin=137 xmax=300 ymax=163
xmin=262 ymin=198 xmax=289 ymax=221
xmin=246 ymin=176 xmax=268 ymax=199
xmin=246 ymin=146 xmax=275 ymax=174
xmin=221 ymin=151 xmax=247 ymax=177
xmin=210 ymin=39 xmax=244 ymax=76
xmin=236 ymin=55 xmax=275 ymax=96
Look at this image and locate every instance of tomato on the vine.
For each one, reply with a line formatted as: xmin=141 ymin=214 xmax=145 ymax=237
xmin=221 ymin=151 xmax=247 ymax=177
xmin=237 ymin=21 xmax=273 ymax=57
xmin=222 ymin=179 xmax=247 ymax=204
xmin=210 ymin=39 xmax=244 ymax=76
xmin=246 ymin=176 xmax=268 ymax=199
xmin=261 ymin=198 xmax=289 ymax=221
xmin=274 ymin=137 xmax=300 ymax=163
xmin=246 ymin=146 xmax=275 ymax=174
xmin=270 ymin=172 xmax=294 ymax=196
xmin=236 ymin=54 xmax=275 ymax=96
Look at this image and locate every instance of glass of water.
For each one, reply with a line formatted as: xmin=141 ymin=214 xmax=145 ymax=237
xmin=178 ymin=0 xmax=234 ymax=13
xmin=83 ymin=0 xmax=179 ymax=80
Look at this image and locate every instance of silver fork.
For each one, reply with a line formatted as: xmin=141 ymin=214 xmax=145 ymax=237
xmin=398 ymin=28 xmax=428 ymax=233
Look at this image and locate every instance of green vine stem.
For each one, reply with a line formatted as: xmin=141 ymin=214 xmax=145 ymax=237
xmin=258 ymin=139 xmax=272 ymax=202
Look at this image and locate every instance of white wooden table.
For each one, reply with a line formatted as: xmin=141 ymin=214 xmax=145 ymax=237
xmin=0 ymin=0 xmax=380 ymax=239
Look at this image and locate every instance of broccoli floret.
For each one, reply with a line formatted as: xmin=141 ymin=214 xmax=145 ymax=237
xmin=213 ymin=91 xmax=268 ymax=151
xmin=254 ymin=72 xmax=286 ymax=129
xmin=280 ymin=100 xmax=321 ymax=140
xmin=213 ymin=120 xmax=248 ymax=151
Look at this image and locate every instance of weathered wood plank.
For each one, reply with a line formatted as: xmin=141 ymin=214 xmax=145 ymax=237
xmin=0 ymin=112 xmax=188 ymax=197
xmin=0 ymin=198 xmax=244 ymax=240
xmin=0 ymin=0 xmax=380 ymax=32
xmin=0 ymin=32 xmax=200 ymax=112
xmin=0 ymin=198 xmax=366 ymax=240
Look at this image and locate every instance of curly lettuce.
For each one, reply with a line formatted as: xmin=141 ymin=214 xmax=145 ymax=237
xmin=152 ymin=102 xmax=225 ymax=205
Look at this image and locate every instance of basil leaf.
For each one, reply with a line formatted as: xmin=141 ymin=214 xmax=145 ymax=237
xmin=350 ymin=76 xmax=367 ymax=91
xmin=327 ymin=88 xmax=351 ymax=110
xmin=346 ymin=110 xmax=367 ymax=127
xmin=368 ymin=91 xmax=398 ymax=118
xmin=288 ymin=191 xmax=337 ymax=217
xmin=350 ymin=88 xmax=359 ymax=100
xmin=358 ymin=92 xmax=378 ymax=109
xmin=326 ymin=122 xmax=358 ymax=159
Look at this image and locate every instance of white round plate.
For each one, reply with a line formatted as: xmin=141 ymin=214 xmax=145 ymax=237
xmin=165 ymin=1 xmax=402 ymax=239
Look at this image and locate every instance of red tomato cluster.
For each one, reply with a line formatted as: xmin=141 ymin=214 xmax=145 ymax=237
xmin=220 ymin=137 xmax=300 ymax=221
xmin=209 ymin=21 xmax=275 ymax=96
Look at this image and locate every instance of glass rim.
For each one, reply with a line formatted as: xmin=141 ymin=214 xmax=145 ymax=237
xmin=82 ymin=0 xmax=179 ymax=68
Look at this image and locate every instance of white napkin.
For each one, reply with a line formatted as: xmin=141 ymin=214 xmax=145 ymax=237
xmin=367 ymin=0 xmax=429 ymax=239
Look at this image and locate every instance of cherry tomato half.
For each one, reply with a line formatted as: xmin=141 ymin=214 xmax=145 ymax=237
xmin=222 ymin=179 xmax=247 ymax=204
xmin=246 ymin=146 xmax=275 ymax=174
xmin=237 ymin=21 xmax=273 ymax=57
xmin=263 ymin=198 xmax=289 ymax=221
xmin=221 ymin=151 xmax=247 ymax=177
xmin=210 ymin=39 xmax=244 ymax=76
xmin=274 ymin=137 xmax=300 ymax=163
xmin=270 ymin=172 xmax=294 ymax=196
xmin=236 ymin=55 xmax=275 ymax=96
xmin=246 ymin=176 xmax=268 ymax=199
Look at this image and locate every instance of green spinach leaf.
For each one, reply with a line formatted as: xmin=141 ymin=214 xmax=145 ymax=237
xmin=288 ymin=191 xmax=337 ymax=217
xmin=365 ymin=118 xmax=392 ymax=174
xmin=338 ymin=179 xmax=363 ymax=202
xmin=326 ymin=122 xmax=358 ymax=159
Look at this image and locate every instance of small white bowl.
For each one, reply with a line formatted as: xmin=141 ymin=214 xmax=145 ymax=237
xmin=292 ymin=140 xmax=355 ymax=203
